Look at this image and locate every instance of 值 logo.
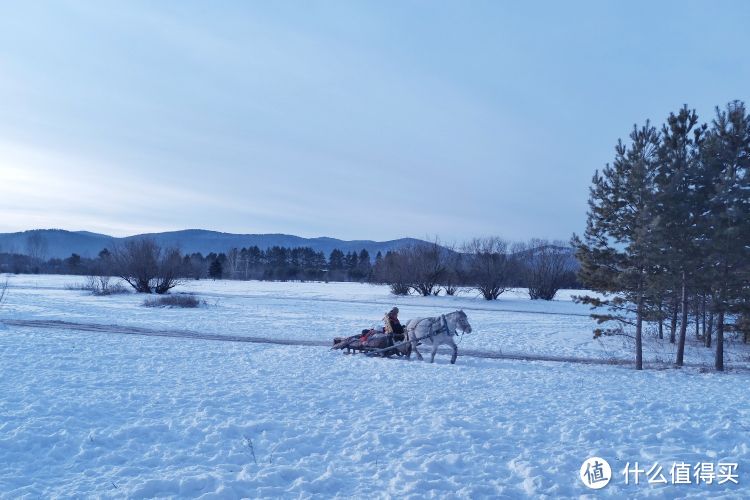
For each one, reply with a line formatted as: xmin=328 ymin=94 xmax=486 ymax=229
xmin=580 ymin=457 xmax=612 ymax=489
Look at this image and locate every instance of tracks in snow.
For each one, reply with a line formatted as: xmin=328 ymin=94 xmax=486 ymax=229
xmin=5 ymin=283 xmax=592 ymax=318
xmin=5 ymin=318 xmax=639 ymax=367
xmin=4 ymin=319 xmax=327 ymax=347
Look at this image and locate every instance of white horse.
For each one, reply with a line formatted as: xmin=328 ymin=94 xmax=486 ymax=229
xmin=405 ymin=310 xmax=472 ymax=364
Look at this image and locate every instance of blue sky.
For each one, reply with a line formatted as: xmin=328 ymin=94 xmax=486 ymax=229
xmin=1 ymin=1 xmax=748 ymax=242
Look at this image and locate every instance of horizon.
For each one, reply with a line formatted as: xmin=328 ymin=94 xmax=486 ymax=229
xmin=1 ymin=2 xmax=749 ymax=241
xmin=1 ymin=227 xmax=573 ymax=248
xmin=1 ymin=227 xmax=426 ymax=242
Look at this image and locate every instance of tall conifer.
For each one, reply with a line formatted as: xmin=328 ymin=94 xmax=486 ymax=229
xmin=573 ymin=123 xmax=661 ymax=370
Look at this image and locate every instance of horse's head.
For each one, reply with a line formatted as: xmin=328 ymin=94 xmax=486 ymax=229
xmin=453 ymin=309 xmax=472 ymax=333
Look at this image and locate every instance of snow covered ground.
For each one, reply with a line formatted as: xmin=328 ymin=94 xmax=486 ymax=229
xmin=1 ymin=274 xmax=749 ymax=498
xmin=3 ymin=274 xmax=748 ymax=367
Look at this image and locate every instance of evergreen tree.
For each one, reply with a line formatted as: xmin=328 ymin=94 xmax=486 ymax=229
xmin=328 ymin=249 xmax=344 ymax=270
xmin=208 ymin=259 xmax=223 ymax=279
xmin=65 ymin=253 xmax=82 ymax=273
xmin=356 ymin=249 xmax=372 ymax=280
xmin=699 ymin=101 xmax=750 ymax=371
xmin=344 ymin=251 xmax=358 ymax=279
xmin=573 ymin=122 xmax=661 ymax=370
xmin=653 ymin=105 xmax=706 ymax=366
xmin=358 ymin=249 xmax=370 ymax=267
xmin=346 ymin=251 xmax=358 ymax=269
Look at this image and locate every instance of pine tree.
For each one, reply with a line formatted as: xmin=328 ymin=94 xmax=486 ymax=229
xmin=653 ymin=105 xmax=706 ymax=366
xmin=208 ymin=259 xmax=223 ymax=279
xmin=344 ymin=251 xmax=358 ymax=277
xmin=573 ymin=123 xmax=661 ymax=370
xmin=699 ymin=101 xmax=750 ymax=371
xmin=328 ymin=249 xmax=344 ymax=270
xmin=357 ymin=249 xmax=372 ymax=280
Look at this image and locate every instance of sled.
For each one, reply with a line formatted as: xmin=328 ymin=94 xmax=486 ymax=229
xmin=333 ymin=312 xmax=471 ymax=364
xmin=332 ymin=328 xmax=411 ymax=358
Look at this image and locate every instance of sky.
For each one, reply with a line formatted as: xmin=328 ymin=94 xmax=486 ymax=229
xmin=1 ymin=1 xmax=749 ymax=243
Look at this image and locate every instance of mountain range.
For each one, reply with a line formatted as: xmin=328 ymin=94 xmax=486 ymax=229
xmin=0 ymin=229 xmax=425 ymax=260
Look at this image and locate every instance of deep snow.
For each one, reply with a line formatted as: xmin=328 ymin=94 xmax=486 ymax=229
xmin=1 ymin=275 xmax=748 ymax=498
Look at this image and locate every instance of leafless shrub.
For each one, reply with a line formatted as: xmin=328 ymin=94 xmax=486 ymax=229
xmin=142 ymin=294 xmax=204 ymax=308
xmin=408 ymin=239 xmax=448 ymax=296
xmin=84 ymin=276 xmax=130 ymax=296
xmin=441 ymin=247 xmax=462 ymax=296
xmin=374 ymin=238 xmax=455 ymax=296
xmin=153 ymin=248 xmax=185 ymax=294
xmin=389 ymin=282 xmax=411 ymax=295
xmin=518 ymin=239 xmax=577 ymax=300
xmin=67 ymin=276 xmax=129 ymax=295
xmin=373 ymin=251 xmax=413 ymax=295
xmin=112 ymin=239 xmax=185 ymax=294
xmin=462 ymin=237 xmax=511 ymax=300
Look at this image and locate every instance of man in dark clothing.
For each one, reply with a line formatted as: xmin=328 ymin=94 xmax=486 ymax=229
xmin=384 ymin=307 xmax=404 ymax=336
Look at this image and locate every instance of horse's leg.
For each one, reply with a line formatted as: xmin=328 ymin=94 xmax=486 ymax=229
xmin=448 ymin=338 xmax=458 ymax=364
xmin=430 ymin=341 xmax=438 ymax=363
xmin=413 ymin=340 xmax=423 ymax=361
xmin=409 ymin=331 xmax=423 ymax=360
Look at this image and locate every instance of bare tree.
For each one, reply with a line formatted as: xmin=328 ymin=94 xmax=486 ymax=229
xmin=25 ymin=232 xmax=48 ymax=262
xmin=519 ymin=239 xmax=577 ymax=300
xmin=437 ymin=242 xmax=462 ymax=295
xmin=373 ymin=250 xmax=413 ymax=295
xmin=463 ymin=237 xmax=510 ymax=300
xmin=154 ymin=248 xmax=184 ymax=294
xmin=113 ymin=239 xmax=185 ymax=294
xmin=408 ymin=239 xmax=448 ymax=296
xmin=241 ymin=249 xmax=251 ymax=280
xmin=225 ymin=248 xmax=241 ymax=280
xmin=442 ymin=270 xmax=460 ymax=295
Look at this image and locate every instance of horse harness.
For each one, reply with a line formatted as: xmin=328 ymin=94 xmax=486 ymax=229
xmin=410 ymin=314 xmax=454 ymax=342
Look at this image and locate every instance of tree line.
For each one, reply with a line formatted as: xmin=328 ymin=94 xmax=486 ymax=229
xmin=573 ymin=101 xmax=750 ymax=371
xmin=0 ymin=243 xmax=374 ymax=284
xmin=373 ymin=238 xmax=579 ymax=300
xmin=2 ymin=235 xmax=580 ymax=300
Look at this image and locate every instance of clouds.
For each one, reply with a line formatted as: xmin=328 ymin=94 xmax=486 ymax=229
xmin=0 ymin=2 xmax=749 ymax=241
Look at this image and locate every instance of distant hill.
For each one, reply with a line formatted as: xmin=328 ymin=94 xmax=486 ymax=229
xmin=511 ymin=243 xmax=579 ymax=270
xmin=0 ymin=229 xmax=425 ymax=260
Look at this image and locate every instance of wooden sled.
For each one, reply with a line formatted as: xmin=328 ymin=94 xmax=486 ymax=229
xmin=332 ymin=330 xmax=411 ymax=358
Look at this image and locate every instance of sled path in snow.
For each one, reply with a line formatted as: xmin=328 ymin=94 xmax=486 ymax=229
xmin=4 ymin=281 xmax=592 ymax=318
xmin=5 ymin=318 xmax=735 ymax=370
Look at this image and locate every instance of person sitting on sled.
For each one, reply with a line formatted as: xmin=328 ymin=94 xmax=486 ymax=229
xmin=383 ymin=307 xmax=404 ymax=337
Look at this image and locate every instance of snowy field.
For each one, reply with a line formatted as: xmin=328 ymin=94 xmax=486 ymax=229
xmin=1 ymin=274 xmax=749 ymax=498
xmin=3 ymin=274 xmax=749 ymax=367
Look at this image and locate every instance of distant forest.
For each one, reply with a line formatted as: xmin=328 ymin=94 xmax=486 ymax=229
xmin=0 ymin=236 xmax=580 ymax=299
xmin=0 ymin=245 xmax=365 ymax=281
